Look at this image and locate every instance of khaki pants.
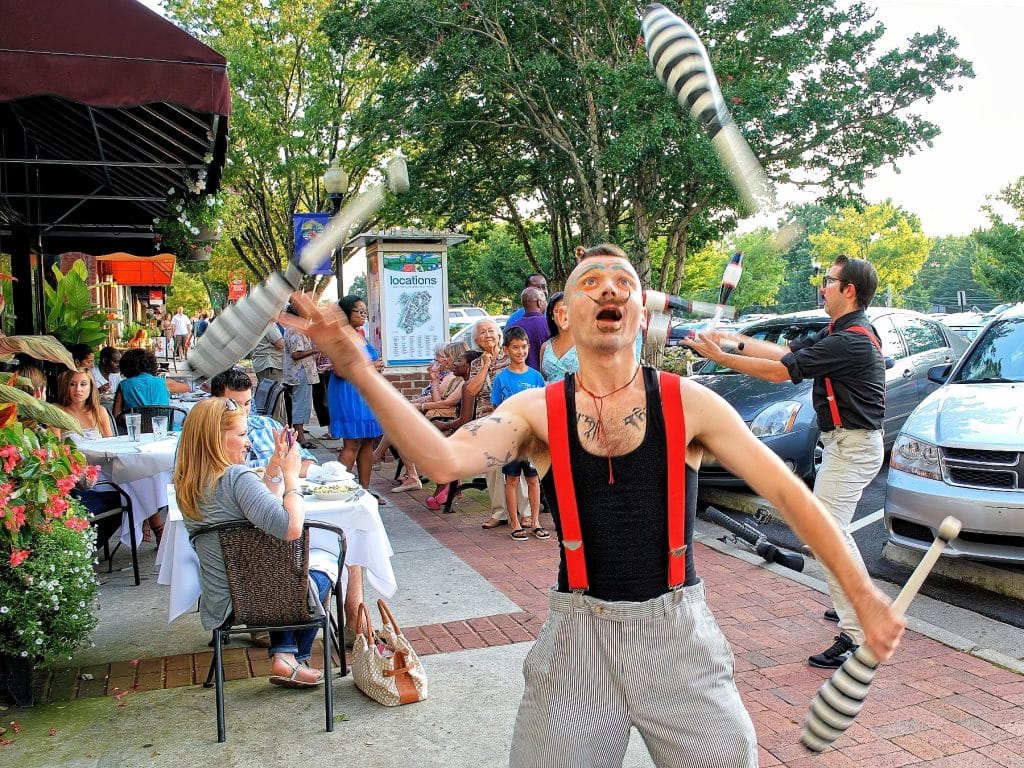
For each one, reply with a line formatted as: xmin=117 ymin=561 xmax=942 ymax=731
xmin=813 ymin=427 xmax=884 ymax=645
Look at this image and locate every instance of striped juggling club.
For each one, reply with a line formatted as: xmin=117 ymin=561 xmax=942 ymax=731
xmin=641 ymin=4 xmax=772 ymax=213
xmin=801 ymin=515 xmax=963 ymax=752
xmin=187 ymin=156 xmax=409 ymax=381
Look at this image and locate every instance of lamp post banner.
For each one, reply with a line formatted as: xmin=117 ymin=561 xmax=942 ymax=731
xmin=292 ymin=213 xmax=332 ymax=275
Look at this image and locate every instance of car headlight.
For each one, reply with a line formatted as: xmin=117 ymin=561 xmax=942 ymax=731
xmin=750 ymin=401 xmax=801 ymax=437
xmin=890 ymin=434 xmax=941 ymax=480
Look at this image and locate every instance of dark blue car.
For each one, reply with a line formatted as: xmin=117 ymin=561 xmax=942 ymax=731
xmin=692 ymin=309 xmax=968 ymax=487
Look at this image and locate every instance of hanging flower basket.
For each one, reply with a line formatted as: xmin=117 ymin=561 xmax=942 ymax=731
xmin=153 ymin=185 xmax=225 ymax=257
xmin=196 ymin=224 xmax=221 ymax=243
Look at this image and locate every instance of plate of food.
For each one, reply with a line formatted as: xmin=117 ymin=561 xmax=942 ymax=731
xmin=309 ymin=481 xmax=361 ymax=502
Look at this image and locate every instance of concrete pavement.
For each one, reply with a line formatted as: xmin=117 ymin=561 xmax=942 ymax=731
xmin=3 ymin=439 xmax=1022 ymax=767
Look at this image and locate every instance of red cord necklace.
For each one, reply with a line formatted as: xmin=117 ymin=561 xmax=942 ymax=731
xmin=575 ymin=364 xmax=642 ymax=484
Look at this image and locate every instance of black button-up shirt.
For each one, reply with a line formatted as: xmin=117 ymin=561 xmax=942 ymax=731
xmin=780 ymin=309 xmax=885 ymax=432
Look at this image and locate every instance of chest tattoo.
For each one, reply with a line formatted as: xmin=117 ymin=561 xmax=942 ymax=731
xmin=576 ymin=412 xmax=599 ymax=440
xmin=623 ymin=407 xmax=646 ymax=429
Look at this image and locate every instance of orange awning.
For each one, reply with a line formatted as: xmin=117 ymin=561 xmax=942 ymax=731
xmin=94 ymin=252 xmax=175 ymax=286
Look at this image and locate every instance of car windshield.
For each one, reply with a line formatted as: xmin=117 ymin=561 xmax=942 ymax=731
xmin=953 ymin=316 xmax=1024 ymax=384
xmin=694 ymin=320 xmax=827 ymax=375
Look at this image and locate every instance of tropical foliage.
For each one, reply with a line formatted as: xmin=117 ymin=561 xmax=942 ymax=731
xmin=42 ymin=261 xmax=112 ymax=350
xmin=0 ymin=424 xmax=99 ymax=666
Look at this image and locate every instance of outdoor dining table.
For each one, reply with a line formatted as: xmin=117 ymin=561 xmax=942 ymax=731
xmin=156 ymin=484 xmax=397 ymax=624
xmin=77 ymin=433 xmax=180 ymax=547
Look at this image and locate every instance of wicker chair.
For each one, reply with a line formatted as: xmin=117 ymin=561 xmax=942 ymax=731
xmin=189 ymin=520 xmax=347 ymax=742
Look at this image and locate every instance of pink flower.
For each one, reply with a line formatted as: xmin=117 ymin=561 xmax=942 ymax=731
xmin=32 ymin=448 xmax=50 ymax=461
xmin=64 ymin=517 xmax=89 ymax=532
xmin=84 ymin=465 xmax=100 ymax=483
xmin=47 ymin=496 xmax=70 ymax=518
xmin=6 ymin=505 xmax=26 ymax=531
xmin=9 ymin=548 xmax=30 ymax=567
xmin=56 ymin=476 xmax=77 ymax=495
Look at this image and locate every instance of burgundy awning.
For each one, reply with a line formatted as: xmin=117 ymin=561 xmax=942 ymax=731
xmin=0 ymin=0 xmax=230 ymax=115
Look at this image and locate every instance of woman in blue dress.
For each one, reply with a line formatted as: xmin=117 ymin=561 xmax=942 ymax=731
xmin=328 ymin=295 xmax=384 ymax=489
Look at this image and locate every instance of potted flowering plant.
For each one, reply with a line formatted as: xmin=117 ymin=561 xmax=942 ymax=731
xmin=0 ymin=421 xmax=100 ymax=707
xmin=154 ymin=186 xmax=225 ymax=262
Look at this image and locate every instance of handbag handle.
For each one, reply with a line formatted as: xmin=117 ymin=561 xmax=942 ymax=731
xmin=377 ymin=598 xmax=404 ymax=635
xmin=355 ymin=602 xmax=376 ymax=643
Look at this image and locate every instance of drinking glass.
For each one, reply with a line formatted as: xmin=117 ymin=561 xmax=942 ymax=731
xmin=125 ymin=413 xmax=142 ymax=442
xmin=151 ymin=415 xmax=169 ymax=440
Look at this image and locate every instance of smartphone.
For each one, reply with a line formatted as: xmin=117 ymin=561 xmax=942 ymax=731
xmin=286 ymin=430 xmax=295 ymax=450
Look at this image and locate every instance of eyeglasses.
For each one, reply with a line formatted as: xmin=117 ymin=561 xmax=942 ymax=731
xmin=351 ymin=308 xmax=368 ymax=316
xmin=820 ymin=275 xmax=844 ymax=289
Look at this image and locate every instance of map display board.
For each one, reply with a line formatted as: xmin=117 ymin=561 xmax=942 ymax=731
xmin=377 ymin=251 xmax=445 ymax=366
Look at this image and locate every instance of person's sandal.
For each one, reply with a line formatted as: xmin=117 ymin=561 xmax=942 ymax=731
xmin=532 ymin=527 xmax=551 ymax=540
xmin=151 ymin=522 xmax=164 ymax=548
xmin=269 ymin=657 xmax=323 ymax=688
xmin=482 ymin=518 xmax=508 ymax=529
xmin=510 ymin=528 xmax=529 ymax=541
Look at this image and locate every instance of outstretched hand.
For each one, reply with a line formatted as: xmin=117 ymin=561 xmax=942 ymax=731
xmin=682 ymin=331 xmax=727 ymax=362
xmin=278 ymin=292 xmax=373 ymax=380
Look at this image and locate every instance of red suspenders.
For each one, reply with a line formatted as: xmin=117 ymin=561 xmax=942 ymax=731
xmin=545 ymin=370 xmax=687 ymax=593
xmin=823 ymin=325 xmax=883 ymax=429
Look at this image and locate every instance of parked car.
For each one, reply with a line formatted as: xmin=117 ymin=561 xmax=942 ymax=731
xmin=693 ymin=308 xmax=969 ymax=486
xmin=884 ymin=304 xmax=1024 ymax=564
xmin=448 ymin=305 xmax=488 ymax=334
xmin=939 ymin=311 xmax=990 ymax=342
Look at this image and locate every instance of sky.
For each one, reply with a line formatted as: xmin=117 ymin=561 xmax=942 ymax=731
xmin=140 ymin=0 xmax=1024 ymax=245
xmin=836 ymin=0 xmax=1024 ymax=236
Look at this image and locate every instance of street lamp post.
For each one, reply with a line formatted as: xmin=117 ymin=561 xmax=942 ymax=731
xmin=811 ymin=258 xmax=821 ymax=309
xmin=321 ymin=158 xmax=348 ymax=288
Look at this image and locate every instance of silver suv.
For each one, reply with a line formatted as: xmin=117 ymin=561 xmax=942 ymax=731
xmin=884 ymin=304 xmax=1024 ymax=564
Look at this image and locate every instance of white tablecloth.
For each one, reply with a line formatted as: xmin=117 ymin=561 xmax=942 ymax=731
xmin=156 ymin=487 xmax=397 ymax=624
xmin=78 ymin=434 xmax=180 ymax=546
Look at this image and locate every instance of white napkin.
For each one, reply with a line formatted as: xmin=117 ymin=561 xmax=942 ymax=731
xmin=314 ymin=461 xmax=354 ymax=484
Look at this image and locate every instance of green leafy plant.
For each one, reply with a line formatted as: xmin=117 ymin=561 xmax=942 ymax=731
xmin=42 ymin=261 xmax=111 ymax=350
xmin=0 ymin=424 xmax=99 ymax=666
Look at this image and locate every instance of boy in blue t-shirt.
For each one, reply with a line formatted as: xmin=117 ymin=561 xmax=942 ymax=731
xmin=491 ymin=326 xmax=548 ymax=541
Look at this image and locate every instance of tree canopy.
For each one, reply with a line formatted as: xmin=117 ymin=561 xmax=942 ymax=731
xmin=809 ymin=200 xmax=932 ymax=306
xmin=324 ymin=0 xmax=971 ymax=290
xmin=973 ymin=176 xmax=1024 ymax=303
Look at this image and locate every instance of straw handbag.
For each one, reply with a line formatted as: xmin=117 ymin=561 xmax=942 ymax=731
xmin=352 ymin=599 xmax=428 ymax=706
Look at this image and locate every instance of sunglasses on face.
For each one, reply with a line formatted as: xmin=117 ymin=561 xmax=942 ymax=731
xmin=820 ymin=275 xmax=844 ymax=289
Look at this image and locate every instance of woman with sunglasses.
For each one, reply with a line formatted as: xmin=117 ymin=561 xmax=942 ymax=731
xmin=174 ymin=397 xmax=330 ymax=688
xmin=327 ymin=295 xmax=384 ymax=491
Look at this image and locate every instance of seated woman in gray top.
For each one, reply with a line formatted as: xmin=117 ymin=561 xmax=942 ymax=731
xmin=173 ymin=397 xmax=331 ymax=688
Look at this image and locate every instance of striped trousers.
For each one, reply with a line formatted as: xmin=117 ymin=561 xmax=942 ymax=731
xmin=510 ymin=584 xmax=757 ymax=768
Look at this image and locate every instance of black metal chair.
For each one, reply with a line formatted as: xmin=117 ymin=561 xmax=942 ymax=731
xmin=189 ymin=520 xmax=347 ymax=742
xmin=252 ymin=378 xmax=286 ymax=418
xmin=74 ymin=481 xmax=140 ymax=585
xmin=120 ymin=404 xmax=189 ymax=433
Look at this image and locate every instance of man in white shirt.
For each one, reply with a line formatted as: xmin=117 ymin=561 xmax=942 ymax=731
xmin=171 ymin=306 xmax=191 ymax=360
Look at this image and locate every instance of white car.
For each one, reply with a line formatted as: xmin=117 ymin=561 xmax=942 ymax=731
xmin=884 ymin=304 xmax=1024 ymax=564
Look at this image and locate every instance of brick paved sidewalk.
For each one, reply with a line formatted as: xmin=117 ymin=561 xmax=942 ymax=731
xmin=32 ymin=467 xmax=1024 ymax=766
